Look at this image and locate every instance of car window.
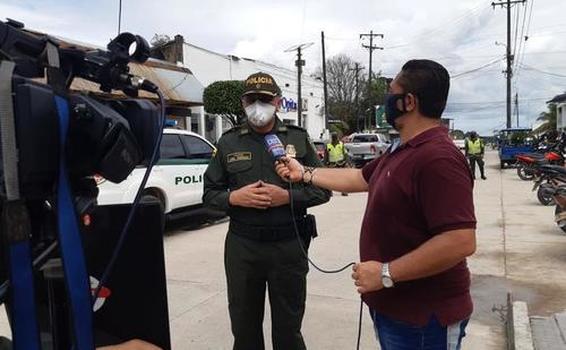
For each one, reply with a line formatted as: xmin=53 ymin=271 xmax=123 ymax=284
xmin=160 ymin=134 xmax=186 ymax=159
xmin=352 ymin=135 xmax=378 ymax=143
xmin=182 ymin=135 xmax=214 ymax=159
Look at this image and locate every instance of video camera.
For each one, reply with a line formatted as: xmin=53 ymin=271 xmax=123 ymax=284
xmin=0 ymin=18 xmax=167 ymax=349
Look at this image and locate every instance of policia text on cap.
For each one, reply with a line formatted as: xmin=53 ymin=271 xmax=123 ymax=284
xmin=203 ymin=72 xmax=330 ymax=350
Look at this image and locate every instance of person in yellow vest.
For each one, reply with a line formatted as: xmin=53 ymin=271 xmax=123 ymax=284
xmin=325 ymin=132 xmax=349 ymax=195
xmin=465 ymin=131 xmax=486 ymax=180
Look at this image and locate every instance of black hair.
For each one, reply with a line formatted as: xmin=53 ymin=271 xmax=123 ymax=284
xmin=398 ymin=59 xmax=450 ymax=118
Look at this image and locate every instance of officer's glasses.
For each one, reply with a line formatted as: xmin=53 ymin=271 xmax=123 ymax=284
xmin=242 ymin=94 xmax=275 ymax=104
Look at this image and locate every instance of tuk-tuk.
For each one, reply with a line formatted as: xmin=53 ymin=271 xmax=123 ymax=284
xmin=498 ymin=128 xmax=534 ymax=169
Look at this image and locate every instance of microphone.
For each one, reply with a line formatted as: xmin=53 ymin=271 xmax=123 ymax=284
xmin=264 ymin=134 xmax=286 ymax=161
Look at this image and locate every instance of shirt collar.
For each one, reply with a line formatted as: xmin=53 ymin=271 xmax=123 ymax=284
xmin=406 ymin=126 xmax=448 ymax=148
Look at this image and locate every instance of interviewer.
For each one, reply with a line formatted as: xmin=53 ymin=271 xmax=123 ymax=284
xmin=276 ymin=60 xmax=476 ymax=350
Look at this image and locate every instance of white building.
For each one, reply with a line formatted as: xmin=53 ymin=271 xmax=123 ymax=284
xmin=550 ymin=93 xmax=566 ymax=131
xmin=152 ymin=35 xmax=327 ymax=142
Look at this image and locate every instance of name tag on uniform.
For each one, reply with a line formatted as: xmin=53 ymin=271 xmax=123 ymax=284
xmin=227 ymin=152 xmax=252 ymax=163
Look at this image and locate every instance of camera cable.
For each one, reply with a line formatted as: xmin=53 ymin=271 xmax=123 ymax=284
xmin=92 ymin=86 xmax=165 ymax=305
xmin=288 ymin=181 xmax=364 ymax=350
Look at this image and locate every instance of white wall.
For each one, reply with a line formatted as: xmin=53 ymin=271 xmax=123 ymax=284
xmin=183 ymin=44 xmax=326 ymax=139
xmin=558 ymin=103 xmax=566 ymax=131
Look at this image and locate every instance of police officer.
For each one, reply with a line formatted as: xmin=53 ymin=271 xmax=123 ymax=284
xmin=465 ymin=131 xmax=486 ymax=180
xmin=203 ymin=72 xmax=330 ymax=350
xmin=325 ymin=132 xmax=349 ymax=196
xmin=325 ymin=132 xmax=348 ymax=167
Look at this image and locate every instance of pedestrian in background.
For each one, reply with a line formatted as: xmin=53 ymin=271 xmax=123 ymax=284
xmin=203 ymin=72 xmax=330 ymax=350
xmin=465 ymin=131 xmax=486 ymax=180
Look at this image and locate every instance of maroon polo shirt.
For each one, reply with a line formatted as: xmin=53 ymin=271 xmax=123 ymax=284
xmin=360 ymin=126 xmax=476 ymax=326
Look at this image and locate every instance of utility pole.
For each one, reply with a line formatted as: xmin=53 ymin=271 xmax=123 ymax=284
xmin=285 ymin=43 xmax=314 ymax=127
xmin=118 ymin=0 xmax=123 ymax=35
xmin=492 ymin=0 xmax=526 ymax=128
xmin=349 ymin=63 xmax=365 ymax=132
xmin=321 ymin=31 xmax=329 ymax=131
xmin=515 ymin=92 xmax=520 ymax=127
xmin=360 ymin=30 xmax=384 ymax=130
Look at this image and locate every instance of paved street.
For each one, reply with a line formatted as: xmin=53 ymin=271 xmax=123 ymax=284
xmin=1 ymin=150 xmax=566 ymax=349
xmin=162 ymin=150 xmax=566 ymax=349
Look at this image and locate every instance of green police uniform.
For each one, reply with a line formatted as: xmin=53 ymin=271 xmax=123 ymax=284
xmin=203 ymin=118 xmax=330 ymax=350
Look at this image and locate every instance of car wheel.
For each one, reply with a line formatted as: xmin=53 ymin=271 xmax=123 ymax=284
xmin=141 ymin=192 xmax=165 ymax=213
xmin=500 ymin=161 xmax=505 ymax=169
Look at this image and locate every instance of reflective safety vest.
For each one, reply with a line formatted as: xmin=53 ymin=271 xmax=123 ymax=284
xmin=467 ymin=138 xmax=483 ymax=155
xmin=327 ymin=142 xmax=345 ymax=163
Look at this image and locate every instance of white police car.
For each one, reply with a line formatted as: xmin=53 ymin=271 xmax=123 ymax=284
xmin=96 ymin=128 xmax=223 ymax=222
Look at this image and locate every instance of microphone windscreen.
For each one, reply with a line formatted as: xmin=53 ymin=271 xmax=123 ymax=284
xmin=264 ymin=134 xmax=286 ymax=160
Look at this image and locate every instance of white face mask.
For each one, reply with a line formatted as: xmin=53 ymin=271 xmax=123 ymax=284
xmin=245 ymin=101 xmax=276 ymax=128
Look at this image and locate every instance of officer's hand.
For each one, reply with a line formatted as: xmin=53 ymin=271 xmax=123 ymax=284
xmin=261 ymin=183 xmax=290 ymax=207
xmin=229 ymin=181 xmax=272 ymax=209
xmin=275 ymin=157 xmax=304 ymax=182
xmin=352 ymin=261 xmax=383 ymax=294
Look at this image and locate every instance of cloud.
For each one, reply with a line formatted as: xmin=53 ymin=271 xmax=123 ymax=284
xmin=1 ymin=0 xmax=564 ymax=134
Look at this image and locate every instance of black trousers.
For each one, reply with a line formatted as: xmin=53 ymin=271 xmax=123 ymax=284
xmin=468 ymin=155 xmax=485 ymax=178
xmin=224 ymin=232 xmax=309 ymax=350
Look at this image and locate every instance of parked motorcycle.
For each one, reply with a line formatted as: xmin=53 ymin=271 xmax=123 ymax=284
xmin=532 ymin=165 xmax=566 ymax=206
xmin=548 ymin=185 xmax=566 ymax=234
xmin=515 ymin=143 xmax=564 ymax=181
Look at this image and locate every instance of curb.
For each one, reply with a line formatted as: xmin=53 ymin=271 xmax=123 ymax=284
xmin=507 ymin=293 xmax=534 ymax=350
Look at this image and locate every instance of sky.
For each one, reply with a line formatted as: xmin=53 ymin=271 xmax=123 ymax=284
xmin=1 ymin=0 xmax=565 ymax=134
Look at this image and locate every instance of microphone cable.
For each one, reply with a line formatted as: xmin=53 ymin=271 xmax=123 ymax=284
xmin=287 ymin=181 xmax=364 ymax=350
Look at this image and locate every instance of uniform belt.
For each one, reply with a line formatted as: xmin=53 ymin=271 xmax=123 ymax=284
xmin=229 ymin=218 xmax=306 ymax=242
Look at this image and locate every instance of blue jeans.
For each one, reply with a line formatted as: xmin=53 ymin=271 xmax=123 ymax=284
xmin=369 ymin=309 xmax=469 ymax=350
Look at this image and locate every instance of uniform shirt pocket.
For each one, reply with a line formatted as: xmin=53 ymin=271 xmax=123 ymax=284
xmin=226 ymin=160 xmax=254 ymax=188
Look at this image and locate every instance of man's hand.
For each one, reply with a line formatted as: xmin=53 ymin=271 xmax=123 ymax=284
xmin=229 ymin=181 xmax=272 ymax=209
xmin=275 ymin=157 xmax=304 ymax=183
xmin=352 ymin=261 xmax=383 ymax=294
xmin=261 ymin=182 xmax=290 ymax=207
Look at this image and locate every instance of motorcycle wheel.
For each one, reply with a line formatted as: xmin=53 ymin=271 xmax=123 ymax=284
xmin=555 ymin=206 xmax=566 ymax=234
xmin=538 ymin=184 xmax=556 ymax=206
xmin=517 ymin=165 xmax=535 ymax=181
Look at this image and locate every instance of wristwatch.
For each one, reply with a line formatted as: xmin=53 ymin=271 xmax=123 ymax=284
xmin=381 ymin=263 xmax=395 ymax=288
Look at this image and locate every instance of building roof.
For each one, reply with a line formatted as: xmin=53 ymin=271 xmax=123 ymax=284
xmin=69 ymin=60 xmax=204 ymax=106
xmin=26 ymin=29 xmax=204 ymax=106
xmin=548 ymin=93 xmax=566 ymax=104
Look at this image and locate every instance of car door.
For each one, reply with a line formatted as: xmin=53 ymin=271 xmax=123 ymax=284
xmin=179 ymin=134 xmax=214 ymax=206
xmin=155 ymin=133 xmax=191 ymax=210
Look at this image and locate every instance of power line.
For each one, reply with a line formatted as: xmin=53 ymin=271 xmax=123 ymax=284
xmin=520 ymin=64 xmax=566 ymax=78
xmin=452 ymin=58 xmax=505 ymax=78
xmin=385 ymin=0 xmax=489 ymax=49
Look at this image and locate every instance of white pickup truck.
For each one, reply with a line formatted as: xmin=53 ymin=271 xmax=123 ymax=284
xmin=345 ymin=132 xmax=390 ymax=168
xmin=96 ymin=128 xmax=224 ymax=222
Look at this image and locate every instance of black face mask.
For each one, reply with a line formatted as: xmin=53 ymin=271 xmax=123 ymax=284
xmin=384 ymin=93 xmax=407 ymax=128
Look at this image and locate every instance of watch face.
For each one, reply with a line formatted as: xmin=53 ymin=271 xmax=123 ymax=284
xmin=382 ymin=276 xmax=394 ymax=288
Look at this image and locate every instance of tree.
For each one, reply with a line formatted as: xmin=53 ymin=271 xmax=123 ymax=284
xmin=318 ymin=54 xmax=390 ymax=133
xmin=534 ymin=103 xmax=557 ymax=134
xmin=451 ymin=129 xmax=465 ymax=140
xmin=203 ymin=80 xmax=246 ymax=126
